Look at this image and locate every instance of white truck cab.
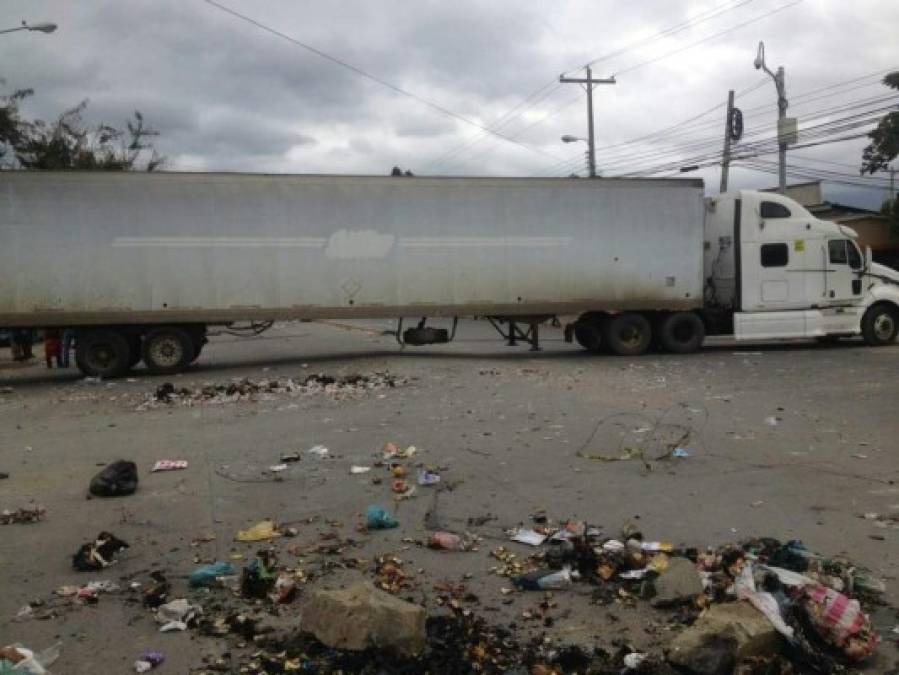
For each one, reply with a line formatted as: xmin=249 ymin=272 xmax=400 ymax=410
xmin=705 ymin=190 xmax=899 ymax=344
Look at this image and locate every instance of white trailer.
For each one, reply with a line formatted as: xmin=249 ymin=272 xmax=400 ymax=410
xmin=1 ymin=171 xmax=897 ymax=377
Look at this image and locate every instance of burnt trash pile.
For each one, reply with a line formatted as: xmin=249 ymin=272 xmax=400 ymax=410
xmin=144 ymin=371 xmax=409 ymax=407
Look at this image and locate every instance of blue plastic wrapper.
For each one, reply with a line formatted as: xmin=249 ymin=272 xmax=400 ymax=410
xmin=365 ymin=505 xmax=399 ymax=529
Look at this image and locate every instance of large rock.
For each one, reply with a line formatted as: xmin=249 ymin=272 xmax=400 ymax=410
xmin=651 ymin=557 xmax=704 ymax=607
xmin=301 ymin=581 xmax=427 ymax=657
xmin=667 ymin=602 xmax=782 ymax=675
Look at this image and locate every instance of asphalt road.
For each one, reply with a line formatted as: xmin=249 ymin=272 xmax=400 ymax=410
xmin=1 ymin=319 xmax=897 ymax=673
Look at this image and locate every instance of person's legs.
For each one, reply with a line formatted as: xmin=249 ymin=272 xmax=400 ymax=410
xmin=61 ymin=331 xmax=74 ymax=368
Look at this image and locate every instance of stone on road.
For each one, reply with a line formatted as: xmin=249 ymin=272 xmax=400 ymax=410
xmin=301 ymin=581 xmax=427 ymax=657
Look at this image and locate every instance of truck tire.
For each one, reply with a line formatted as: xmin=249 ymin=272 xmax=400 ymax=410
xmin=75 ymin=330 xmax=132 ymax=378
xmin=142 ymin=327 xmax=194 ymax=375
xmin=603 ymin=313 xmax=652 ymax=356
xmin=573 ymin=320 xmax=603 ymax=353
xmin=861 ymin=303 xmax=899 ymax=346
xmin=658 ymin=312 xmax=705 ymax=354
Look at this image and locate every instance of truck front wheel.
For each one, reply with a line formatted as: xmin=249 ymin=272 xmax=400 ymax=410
xmin=142 ymin=327 xmax=194 ymax=375
xmin=603 ymin=313 xmax=652 ymax=356
xmin=861 ymin=304 xmax=899 ymax=346
xmin=658 ymin=312 xmax=705 ymax=354
xmin=75 ymin=330 xmax=132 ymax=378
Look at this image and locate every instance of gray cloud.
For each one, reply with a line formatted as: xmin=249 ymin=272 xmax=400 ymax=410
xmin=1 ymin=0 xmax=896 ymax=206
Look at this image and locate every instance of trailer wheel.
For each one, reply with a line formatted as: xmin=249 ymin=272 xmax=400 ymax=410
xmin=861 ymin=303 xmax=898 ymax=346
xmin=603 ymin=313 xmax=652 ymax=356
xmin=142 ymin=327 xmax=193 ymax=375
xmin=75 ymin=330 xmax=132 ymax=378
xmin=658 ymin=312 xmax=705 ymax=354
xmin=573 ymin=320 xmax=603 ymax=353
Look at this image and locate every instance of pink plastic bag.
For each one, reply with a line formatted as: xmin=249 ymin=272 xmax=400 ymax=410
xmin=801 ymin=585 xmax=878 ymax=661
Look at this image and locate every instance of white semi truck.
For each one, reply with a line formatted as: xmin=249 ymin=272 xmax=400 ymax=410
xmin=1 ymin=171 xmax=897 ymax=377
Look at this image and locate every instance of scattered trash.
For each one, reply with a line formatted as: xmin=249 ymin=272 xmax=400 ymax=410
xmin=235 ymin=520 xmax=280 ymax=542
xmin=350 ymin=465 xmax=371 ymax=474
xmin=383 ymin=442 xmax=417 ymax=460
xmin=267 ymin=464 xmax=288 ymax=472
xmin=133 ymin=650 xmax=164 ymax=673
xmin=142 ymin=572 xmax=170 ymax=608
xmin=392 ymin=479 xmax=411 ymax=494
xmin=429 ymin=531 xmax=467 ymax=551
xmin=509 ymin=528 xmax=547 ymax=546
xmin=0 ymin=642 xmax=61 ymax=674
xmin=672 ymin=447 xmax=691 ymax=458
xmin=623 ymin=652 xmax=647 ymax=669
xmin=1 ymin=505 xmax=46 ymax=525
xmin=189 ymin=562 xmax=237 ymax=588
xmin=142 ymin=372 xmax=407 ymax=408
xmin=391 ymin=465 xmax=408 ymax=478
xmin=764 ymin=416 xmax=781 ymax=427
xmin=513 ymin=567 xmax=576 ymax=590
xmin=272 ymin=573 xmax=297 ymax=604
xmin=800 ymin=584 xmax=878 ymax=661
xmin=155 ymin=598 xmax=201 ymax=629
xmin=365 ymin=505 xmax=399 ymax=530
xmin=150 ymin=459 xmax=188 ymax=472
xmin=280 ymin=451 xmax=301 ymax=463
xmin=417 ymin=468 xmax=441 ymax=486
xmin=89 ymin=460 xmax=138 ymax=497
xmin=241 ymin=550 xmax=277 ymax=598
xmin=306 ymin=444 xmax=329 ymax=458
xmin=72 ymin=531 xmax=129 ymax=571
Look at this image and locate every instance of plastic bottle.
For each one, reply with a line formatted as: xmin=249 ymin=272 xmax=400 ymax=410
xmin=365 ymin=505 xmax=398 ymax=529
xmin=189 ymin=561 xmax=236 ymax=587
xmin=513 ymin=567 xmax=574 ymax=590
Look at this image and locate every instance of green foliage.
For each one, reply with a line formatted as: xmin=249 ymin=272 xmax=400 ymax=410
xmin=861 ymin=72 xmax=899 ymax=175
xmin=0 ymin=86 xmax=163 ymax=171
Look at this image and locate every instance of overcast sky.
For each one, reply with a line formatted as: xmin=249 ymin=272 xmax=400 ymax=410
xmin=2 ymin=0 xmax=897 ymax=208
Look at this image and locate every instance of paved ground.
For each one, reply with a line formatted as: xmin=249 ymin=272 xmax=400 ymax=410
xmin=1 ymin=319 xmax=897 ymax=673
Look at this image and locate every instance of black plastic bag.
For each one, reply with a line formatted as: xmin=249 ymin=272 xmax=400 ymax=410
xmin=89 ymin=460 xmax=138 ymax=497
xmin=72 ymin=531 xmax=130 ymax=571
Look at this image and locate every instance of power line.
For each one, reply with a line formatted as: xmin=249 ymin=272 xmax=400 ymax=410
xmin=426 ymin=0 xmax=770 ymax=173
xmin=572 ymin=0 xmax=760 ymax=74
xmin=562 ymin=86 xmax=898 ymax=178
xmin=202 ymin=0 xmax=567 ymax=165
xmin=613 ymin=0 xmax=804 ymax=76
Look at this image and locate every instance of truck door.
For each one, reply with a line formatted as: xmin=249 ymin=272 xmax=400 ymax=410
xmin=824 ymin=238 xmax=864 ymax=306
xmin=740 ymin=199 xmax=810 ymax=311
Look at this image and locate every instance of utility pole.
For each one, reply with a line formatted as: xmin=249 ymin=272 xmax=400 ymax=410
xmin=720 ymin=90 xmax=735 ymax=193
xmin=559 ymin=67 xmax=616 ymax=178
xmin=754 ymin=42 xmax=793 ymax=194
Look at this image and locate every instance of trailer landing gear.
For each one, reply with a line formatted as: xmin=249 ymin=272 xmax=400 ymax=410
xmin=485 ymin=316 xmax=551 ymax=351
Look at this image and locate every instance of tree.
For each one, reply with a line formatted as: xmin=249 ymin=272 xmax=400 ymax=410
xmin=0 ymin=85 xmax=33 ymax=167
xmin=860 ymin=72 xmax=899 ymax=175
xmin=0 ymin=86 xmax=163 ymax=171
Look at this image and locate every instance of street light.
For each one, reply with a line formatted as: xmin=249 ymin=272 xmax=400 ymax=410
xmin=561 ymin=135 xmax=586 ymax=144
xmin=0 ymin=20 xmax=58 ymax=35
xmin=754 ymin=41 xmax=793 ymax=194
